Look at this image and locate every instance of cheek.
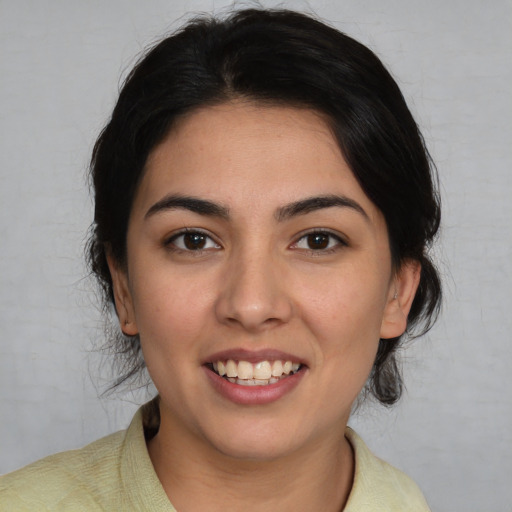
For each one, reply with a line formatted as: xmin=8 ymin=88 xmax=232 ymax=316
xmin=305 ymin=265 xmax=387 ymax=325
xmin=129 ymin=270 xmax=217 ymax=404
xmin=130 ymin=267 xmax=215 ymax=354
xmin=299 ymin=264 xmax=388 ymax=362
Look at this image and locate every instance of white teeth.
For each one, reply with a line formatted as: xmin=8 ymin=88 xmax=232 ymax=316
xmin=213 ymin=359 xmax=301 ymax=384
xmin=237 ymin=361 xmax=253 ymax=380
xmin=225 ymin=359 xmax=237 ymax=378
xmin=253 ymin=361 xmax=272 ymax=380
xmin=271 ymin=360 xmax=283 ymax=377
xmin=236 ymin=378 xmax=270 ymax=386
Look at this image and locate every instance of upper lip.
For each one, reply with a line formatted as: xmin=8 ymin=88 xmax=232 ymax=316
xmin=203 ymin=348 xmax=307 ymax=366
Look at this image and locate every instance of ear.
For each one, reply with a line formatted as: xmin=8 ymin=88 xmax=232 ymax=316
xmin=380 ymin=260 xmax=421 ymax=340
xmin=106 ymin=252 xmax=138 ymax=336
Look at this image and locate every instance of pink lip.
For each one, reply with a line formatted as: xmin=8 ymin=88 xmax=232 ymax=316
xmin=203 ymin=348 xmax=306 ymax=365
xmin=203 ymin=364 xmax=306 ymax=405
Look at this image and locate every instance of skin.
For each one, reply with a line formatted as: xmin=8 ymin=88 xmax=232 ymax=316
xmin=109 ymin=101 xmax=420 ymax=512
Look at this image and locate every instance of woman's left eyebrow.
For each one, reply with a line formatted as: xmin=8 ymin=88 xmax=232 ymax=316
xmin=275 ymin=195 xmax=369 ymax=222
xmin=144 ymin=193 xmax=368 ymax=222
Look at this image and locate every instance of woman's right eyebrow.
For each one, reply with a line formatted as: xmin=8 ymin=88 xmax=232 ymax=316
xmin=145 ymin=193 xmax=369 ymax=223
xmin=145 ymin=194 xmax=230 ymax=220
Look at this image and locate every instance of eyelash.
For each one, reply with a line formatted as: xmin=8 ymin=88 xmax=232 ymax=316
xmin=290 ymin=230 xmax=348 ymax=255
xmin=164 ymin=228 xmax=348 ymax=256
xmin=164 ymin=229 xmax=221 ymax=254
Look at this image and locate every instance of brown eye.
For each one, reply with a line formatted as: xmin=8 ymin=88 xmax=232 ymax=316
xmin=306 ymin=233 xmax=330 ymax=250
xmin=292 ymin=231 xmax=346 ymax=252
xmin=169 ymin=231 xmax=220 ymax=251
xmin=184 ymin=232 xmax=207 ymax=250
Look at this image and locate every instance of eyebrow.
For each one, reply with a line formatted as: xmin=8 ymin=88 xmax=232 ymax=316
xmin=145 ymin=194 xmax=230 ymax=220
xmin=144 ymin=193 xmax=369 ymax=223
xmin=275 ymin=195 xmax=369 ymax=222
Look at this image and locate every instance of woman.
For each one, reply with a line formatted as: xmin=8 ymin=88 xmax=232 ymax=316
xmin=0 ymin=8 xmax=440 ymax=511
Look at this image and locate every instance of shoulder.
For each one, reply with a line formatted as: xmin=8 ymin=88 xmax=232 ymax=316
xmin=0 ymin=401 xmax=173 ymax=512
xmin=0 ymin=429 xmax=127 ymax=511
xmin=344 ymin=427 xmax=431 ymax=512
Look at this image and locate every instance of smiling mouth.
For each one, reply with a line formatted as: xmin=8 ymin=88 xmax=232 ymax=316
xmin=207 ymin=359 xmax=303 ymax=386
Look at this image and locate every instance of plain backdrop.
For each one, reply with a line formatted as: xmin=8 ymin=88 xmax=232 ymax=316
xmin=1 ymin=1 xmax=511 ymax=510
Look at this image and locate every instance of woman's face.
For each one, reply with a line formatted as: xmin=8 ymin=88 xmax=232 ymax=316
xmin=110 ymin=102 xmax=418 ymax=460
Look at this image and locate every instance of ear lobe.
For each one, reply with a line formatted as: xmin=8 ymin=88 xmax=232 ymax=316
xmin=106 ymin=252 xmax=138 ymax=336
xmin=380 ymin=260 xmax=421 ymax=340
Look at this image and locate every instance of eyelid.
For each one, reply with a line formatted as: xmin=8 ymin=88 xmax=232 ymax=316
xmin=164 ymin=228 xmax=221 ymax=251
xmin=290 ymin=228 xmax=348 ymax=252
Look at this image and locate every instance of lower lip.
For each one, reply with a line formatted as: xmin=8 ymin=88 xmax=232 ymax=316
xmin=203 ymin=366 xmax=306 ymax=405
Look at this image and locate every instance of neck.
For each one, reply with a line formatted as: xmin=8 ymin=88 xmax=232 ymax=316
xmin=147 ymin=412 xmax=354 ymax=512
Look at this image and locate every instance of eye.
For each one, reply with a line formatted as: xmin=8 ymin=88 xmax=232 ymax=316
xmin=167 ymin=230 xmax=221 ymax=252
xmin=292 ymin=231 xmax=346 ymax=252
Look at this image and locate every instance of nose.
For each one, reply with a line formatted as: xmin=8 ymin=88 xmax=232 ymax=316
xmin=215 ymin=249 xmax=293 ymax=333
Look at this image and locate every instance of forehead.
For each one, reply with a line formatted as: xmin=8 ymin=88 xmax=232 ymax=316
xmin=135 ymin=101 xmax=381 ymax=224
xmin=147 ymin=102 xmax=341 ymax=175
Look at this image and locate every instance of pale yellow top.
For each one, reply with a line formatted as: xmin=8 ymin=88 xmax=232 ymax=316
xmin=0 ymin=402 xmax=431 ymax=511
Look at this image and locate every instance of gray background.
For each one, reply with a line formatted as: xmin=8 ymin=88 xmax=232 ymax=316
xmin=1 ymin=1 xmax=511 ymax=510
